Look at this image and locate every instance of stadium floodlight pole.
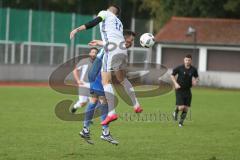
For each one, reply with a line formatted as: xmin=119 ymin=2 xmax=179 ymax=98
xmin=186 ymin=26 xmax=197 ymax=55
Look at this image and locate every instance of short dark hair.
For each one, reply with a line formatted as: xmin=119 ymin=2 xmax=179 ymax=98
xmin=90 ymin=47 xmax=98 ymax=53
xmin=185 ymin=54 xmax=192 ymax=59
xmin=123 ymin=30 xmax=136 ymax=37
xmin=109 ymin=4 xmax=121 ymax=16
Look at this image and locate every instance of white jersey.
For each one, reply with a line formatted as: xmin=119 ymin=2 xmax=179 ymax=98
xmin=76 ymin=58 xmax=92 ymax=84
xmin=98 ymin=10 xmax=125 ymax=44
xmin=77 ymin=64 xmax=88 ymax=82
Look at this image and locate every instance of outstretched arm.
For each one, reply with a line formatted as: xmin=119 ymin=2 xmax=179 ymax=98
xmin=88 ymin=40 xmax=104 ymax=47
xmin=70 ymin=16 xmax=103 ymax=39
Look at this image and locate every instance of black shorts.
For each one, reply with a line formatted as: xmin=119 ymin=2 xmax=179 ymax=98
xmin=175 ymin=89 xmax=192 ymax=107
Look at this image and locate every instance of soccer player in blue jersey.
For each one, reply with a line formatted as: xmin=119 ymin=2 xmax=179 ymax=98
xmin=79 ymin=48 xmax=118 ymax=145
xmin=71 ymin=48 xmax=98 ymax=113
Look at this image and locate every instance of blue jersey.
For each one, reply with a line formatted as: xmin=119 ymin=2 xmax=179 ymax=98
xmin=88 ymin=49 xmax=105 ymax=96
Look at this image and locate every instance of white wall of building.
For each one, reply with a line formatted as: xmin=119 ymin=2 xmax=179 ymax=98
xmin=156 ymin=44 xmax=240 ymax=89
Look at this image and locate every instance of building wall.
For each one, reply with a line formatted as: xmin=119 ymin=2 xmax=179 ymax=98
xmin=1 ymin=42 xmax=240 ymax=89
xmin=207 ymin=50 xmax=240 ymax=72
xmin=1 ymin=64 xmax=240 ymax=89
xmin=155 ymin=44 xmax=240 ymax=88
xmin=161 ymin=70 xmax=240 ymax=89
xmin=0 ymin=65 xmax=57 ymax=81
xmin=161 ymin=48 xmax=199 ymax=68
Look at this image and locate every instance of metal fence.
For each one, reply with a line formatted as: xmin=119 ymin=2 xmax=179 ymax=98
xmin=0 ymin=8 xmax=154 ymax=65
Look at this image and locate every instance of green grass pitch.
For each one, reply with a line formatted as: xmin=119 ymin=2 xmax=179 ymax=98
xmin=0 ymin=86 xmax=240 ymax=160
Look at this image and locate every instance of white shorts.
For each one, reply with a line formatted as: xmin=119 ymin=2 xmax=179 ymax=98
xmin=73 ymin=95 xmax=89 ymax=109
xmin=102 ymin=43 xmax=128 ymax=72
xmin=73 ymin=82 xmax=90 ymax=108
xmin=77 ymin=95 xmax=89 ymax=104
xmin=77 ymin=82 xmax=90 ymax=104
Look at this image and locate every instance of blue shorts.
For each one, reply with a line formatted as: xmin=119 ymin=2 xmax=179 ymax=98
xmin=90 ymin=72 xmax=105 ymax=96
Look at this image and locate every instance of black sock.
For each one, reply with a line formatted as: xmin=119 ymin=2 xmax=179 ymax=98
xmin=179 ymin=111 xmax=187 ymax=124
xmin=175 ymin=107 xmax=179 ymax=114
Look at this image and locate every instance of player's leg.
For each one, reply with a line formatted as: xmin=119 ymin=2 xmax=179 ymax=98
xmin=179 ymin=91 xmax=192 ymax=127
xmin=179 ymin=106 xmax=189 ymax=127
xmin=101 ymin=71 xmax=118 ymax=124
xmin=114 ymin=69 xmax=142 ymax=113
xmin=98 ymin=96 xmax=118 ymax=144
xmin=71 ymin=96 xmax=88 ymax=113
xmin=173 ymin=106 xmax=179 ymax=121
xmin=100 ymin=52 xmax=118 ymax=125
xmin=98 ymin=96 xmax=110 ymax=135
xmin=173 ymin=90 xmax=184 ymax=121
xmin=80 ymin=96 xmax=98 ymax=137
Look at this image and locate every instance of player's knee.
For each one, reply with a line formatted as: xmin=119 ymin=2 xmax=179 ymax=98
xmin=100 ymin=100 xmax=107 ymax=105
xmin=99 ymin=96 xmax=107 ymax=105
xmin=115 ymin=71 xmax=125 ymax=83
xmin=90 ymin=97 xmax=98 ymax=104
xmin=183 ymin=106 xmax=189 ymax=112
xmin=178 ymin=105 xmax=185 ymax=111
xmin=80 ymin=102 xmax=87 ymax=107
xmin=102 ymin=79 xmax=111 ymax=85
xmin=116 ymin=76 xmax=124 ymax=83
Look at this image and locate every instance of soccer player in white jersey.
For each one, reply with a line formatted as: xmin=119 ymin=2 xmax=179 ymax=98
xmin=70 ymin=5 xmax=143 ymax=125
xmin=71 ymin=48 xmax=98 ymax=113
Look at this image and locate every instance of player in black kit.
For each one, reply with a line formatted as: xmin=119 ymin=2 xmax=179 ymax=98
xmin=171 ymin=54 xmax=199 ymax=127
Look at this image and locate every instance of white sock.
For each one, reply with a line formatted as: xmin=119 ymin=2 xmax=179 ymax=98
xmin=121 ymin=78 xmax=140 ymax=108
xmin=102 ymin=127 xmax=110 ymax=135
xmin=103 ymin=84 xmax=116 ymax=116
xmin=83 ymin=127 xmax=89 ymax=133
xmin=73 ymin=100 xmax=81 ymax=109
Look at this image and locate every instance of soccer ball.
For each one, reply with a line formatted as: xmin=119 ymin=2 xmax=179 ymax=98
xmin=140 ymin=33 xmax=155 ymax=48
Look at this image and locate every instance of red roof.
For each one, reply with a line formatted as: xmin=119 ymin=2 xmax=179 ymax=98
xmin=155 ymin=17 xmax=240 ymax=46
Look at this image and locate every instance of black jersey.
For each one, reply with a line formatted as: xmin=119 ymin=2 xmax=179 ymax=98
xmin=172 ymin=65 xmax=199 ymax=90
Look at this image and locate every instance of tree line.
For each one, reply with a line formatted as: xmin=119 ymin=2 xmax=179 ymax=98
xmin=1 ymin=0 xmax=240 ymax=32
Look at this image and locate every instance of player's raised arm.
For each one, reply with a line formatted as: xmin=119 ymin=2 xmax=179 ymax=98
xmin=70 ymin=17 xmax=103 ymax=39
xmin=70 ymin=11 xmax=107 ymax=40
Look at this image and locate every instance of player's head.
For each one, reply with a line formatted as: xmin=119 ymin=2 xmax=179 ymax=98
xmin=108 ymin=4 xmax=121 ymax=16
xmin=123 ymin=30 xmax=136 ymax=48
xmin=184 ymin=54 xmax=192 ymax=67
xmin=89 ymin=47 xmax=98 ymax=61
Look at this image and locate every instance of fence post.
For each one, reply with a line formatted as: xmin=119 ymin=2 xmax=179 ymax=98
xmin=130 ymin=17 xmax=135 ymax=63
xmin=156 ymin=44 xmax=162 ymax=65
xmin=20 ymin=43 xmax=24 ymax=64
xmin=11 ymin=43 xmax=15 ymax=64
xmin=199 ymin=47 xmax=207 ymax=72
xmin=4 ymin=8 xmax=10 ymax=64
xmin=70 ymin=13 xmax=76 ymax=59
xmin=63 ymin=44 xmax=67 ymax=62
xmin=147 ymin=19 xmax=154 ymax=63
xmin=50 ymin=11 xmax=55 ymax=65
xmin=27 ymin=9 xmax=32 ymax=64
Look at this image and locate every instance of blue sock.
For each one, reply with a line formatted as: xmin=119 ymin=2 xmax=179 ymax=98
xmin=83 ymin=102 xmax=97 ymax=128
xmin=99 ymin=104 xmax=108 ymax=129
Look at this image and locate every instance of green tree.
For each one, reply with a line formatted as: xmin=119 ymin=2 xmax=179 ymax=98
xmin=141 ymin=0 xmax=240 ymax=31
